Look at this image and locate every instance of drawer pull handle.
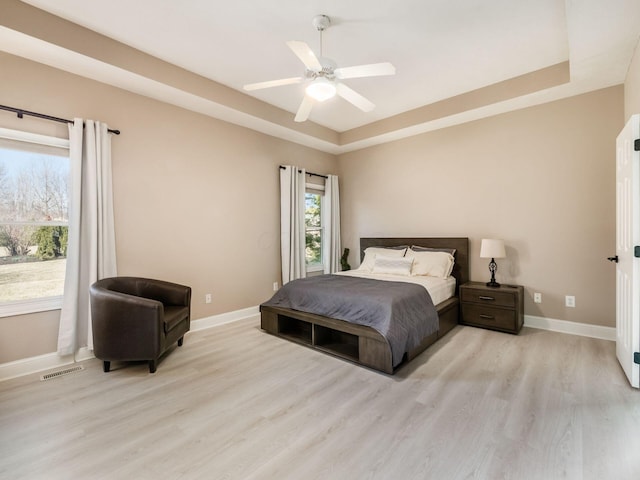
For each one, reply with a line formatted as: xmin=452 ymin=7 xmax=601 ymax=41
xmin=479 ymin=314 xmax=495 ymax=320
xmin=478 ymin=296 xmax=495 ymax=301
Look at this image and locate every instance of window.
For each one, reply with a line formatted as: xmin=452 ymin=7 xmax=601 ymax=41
xmin=305 ymin=183 xmax=324 ymax=272
xmin=0 ymin=128 xmax=70 ymax=317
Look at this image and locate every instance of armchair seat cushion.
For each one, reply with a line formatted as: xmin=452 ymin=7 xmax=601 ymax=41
xmin=164 ymin=306 xmax=190 ymax=334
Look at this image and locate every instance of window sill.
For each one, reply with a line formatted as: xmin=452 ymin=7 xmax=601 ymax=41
xmin=0 ymin=296 xmax=63 ymax=318
xmin=306 ymin=265 xmax=325 ymax=274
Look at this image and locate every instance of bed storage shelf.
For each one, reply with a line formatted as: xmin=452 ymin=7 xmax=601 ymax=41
xmin=276 ymin=315 xmax=313 ymax=344
xmin=314 ymin=324 xmax=360 ymax=361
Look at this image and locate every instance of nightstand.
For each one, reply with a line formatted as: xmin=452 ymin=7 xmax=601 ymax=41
xmin=460 ymin=281 xmax=524 ymax=334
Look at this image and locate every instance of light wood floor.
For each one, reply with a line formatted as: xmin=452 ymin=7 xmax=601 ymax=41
xmin=1 ymin=317 xmax=640 ymax=480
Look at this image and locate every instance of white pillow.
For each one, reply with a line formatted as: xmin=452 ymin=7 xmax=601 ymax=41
xmin=411 ymin=245 xmax=456 ymax=256
xmin=405 ymin=249 xmax=455 ymax=278
xmin=358 ymin=247 xmax=407 ymax=272
xmin=372 ymin=255 xmax=413 ymax=276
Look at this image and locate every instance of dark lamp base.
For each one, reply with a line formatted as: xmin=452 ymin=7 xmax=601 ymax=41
xmin=486 ymin=257 xmax=500 ymax=288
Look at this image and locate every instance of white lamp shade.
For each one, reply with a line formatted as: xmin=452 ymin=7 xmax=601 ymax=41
xmin=305 ymin=77 xmax=336 ymax=102
xmin=480 ymin=239 xmax=506 ymax=259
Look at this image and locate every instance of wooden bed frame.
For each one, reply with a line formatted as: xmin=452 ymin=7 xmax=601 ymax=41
xmin=260 ymin=237 xmax=469 ymax=374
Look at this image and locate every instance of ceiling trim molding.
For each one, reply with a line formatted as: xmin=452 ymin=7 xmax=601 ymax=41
xmin=0 ymin=0 xmax=633 ymax=155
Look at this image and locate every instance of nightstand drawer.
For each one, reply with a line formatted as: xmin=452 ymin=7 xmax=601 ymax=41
xmin=461 ymin=305 xmax=517 ymax=332
xmin=460 ymin=288 xmax=516 ymax=308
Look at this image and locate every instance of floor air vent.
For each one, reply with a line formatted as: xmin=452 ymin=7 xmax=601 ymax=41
xmin=40 ymin=365 xmax=84 ymax=381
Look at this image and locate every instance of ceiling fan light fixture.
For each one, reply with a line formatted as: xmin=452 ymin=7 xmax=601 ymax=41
xmin=305 ymin=77 xmax=336 ymax=102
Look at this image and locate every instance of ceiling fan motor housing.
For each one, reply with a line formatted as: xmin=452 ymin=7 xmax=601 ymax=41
xmin=306 ymin=57 xmax=337 ymax=79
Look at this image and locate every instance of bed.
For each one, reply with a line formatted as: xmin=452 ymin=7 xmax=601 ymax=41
xmin=260 ymin=237 xmax=469 ymax=374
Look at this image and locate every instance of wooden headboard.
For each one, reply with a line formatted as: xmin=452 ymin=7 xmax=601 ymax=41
xmin=360 ymin=237 xmax=469 ymax=291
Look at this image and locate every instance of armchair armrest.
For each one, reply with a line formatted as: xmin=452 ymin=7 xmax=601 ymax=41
xmin=90 ymin=287 xmax=164 ymax=359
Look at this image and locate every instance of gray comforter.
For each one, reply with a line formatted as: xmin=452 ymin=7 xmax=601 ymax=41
xmin=261 ymin=274 xmax=438 ymax=367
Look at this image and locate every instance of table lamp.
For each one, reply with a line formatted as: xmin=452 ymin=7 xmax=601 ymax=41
xmin=480 ymin=239 xmax=506 ymax=288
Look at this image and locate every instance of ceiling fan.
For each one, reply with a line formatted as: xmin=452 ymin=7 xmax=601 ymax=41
xmin=243 ymin=15 xmax=396 ymax=122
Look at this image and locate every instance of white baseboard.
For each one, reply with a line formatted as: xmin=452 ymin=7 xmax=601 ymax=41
xmin=524 ymin=315 xmax=616 ymax=341
xmin=189 ymin=305 xmax=260 ymax=332
xmin=0 ymin=351 xmax=74 ymax=382
xmin=1 ymin=309 xmax=612 ymax=382
xmin=0 ymin=346 xmax=95 ymax=383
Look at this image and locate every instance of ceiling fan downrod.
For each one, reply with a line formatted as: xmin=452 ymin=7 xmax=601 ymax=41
xmin=312 ymin=14 xmax=330 ymax=58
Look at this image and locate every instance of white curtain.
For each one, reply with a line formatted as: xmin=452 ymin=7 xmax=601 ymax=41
xmin=323 ymin=174 xmax=341 ymax=274
xmin=57 ymin=119 xmax=117 ymax=356
xmin=280 ymin=165 xmax=306 ymax=284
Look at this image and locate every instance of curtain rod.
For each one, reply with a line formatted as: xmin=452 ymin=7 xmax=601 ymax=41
xmin=279 ymin=165 xmax=328 ymax=179
xmin=0 ymin=104 xmax=121 ymax=135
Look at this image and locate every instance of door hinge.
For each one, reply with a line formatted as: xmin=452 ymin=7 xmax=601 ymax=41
xmin=635 ymin=138 xmax=640 ymax=151
xmin=635 ymin=352 xmax=640 ymax=365
xmin=636 ymin=246 xmax=640 ymax=258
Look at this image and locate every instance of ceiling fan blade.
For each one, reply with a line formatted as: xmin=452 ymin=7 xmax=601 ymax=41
xmin=334 ymin=62 xmax=396 ymax=80
xmin=286 ymin=41 xmax=322 ymax=71
xmin=243 ymin=77 xmax=303 ymax=91
xmin=294 ymin=96 xmax=314 ymax=122
xmin=336 ymin=83 xmax=375 ymax=112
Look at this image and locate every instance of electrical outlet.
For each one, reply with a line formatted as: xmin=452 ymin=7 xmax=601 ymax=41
xmin=205 ymin=293 xmax=212 ymax=304
xmin=565 ymin=295 xmax=575 ymax=308
xmin=534 ymin=292 xmax=542 ymax=304
xmin=273 ymin=282 xmax=279 ymax=291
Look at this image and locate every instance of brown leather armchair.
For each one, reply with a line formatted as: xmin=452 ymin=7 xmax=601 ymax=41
xmin=89 ymin=277 xmax=191 ymax=373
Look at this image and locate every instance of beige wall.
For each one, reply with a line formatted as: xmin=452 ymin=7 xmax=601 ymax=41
xmin=0 ymin=52 xmax=337 ymax=364
xmin=625 ymin=36 xmax=640 ymax=121
xmin=0 ymin=44 xmax=630 ymax=364
xmin=1 ymin=310 xmax=61 ymax=363
xmin=338 ymin=87 xmax=623 ymax=327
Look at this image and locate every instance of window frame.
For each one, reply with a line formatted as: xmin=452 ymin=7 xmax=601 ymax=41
xmin=0 ymin=127 xmax=70 ymax=318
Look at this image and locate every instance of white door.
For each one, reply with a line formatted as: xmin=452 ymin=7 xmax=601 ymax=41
xmin=615 ymin=114 xmax=640 ymax=388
